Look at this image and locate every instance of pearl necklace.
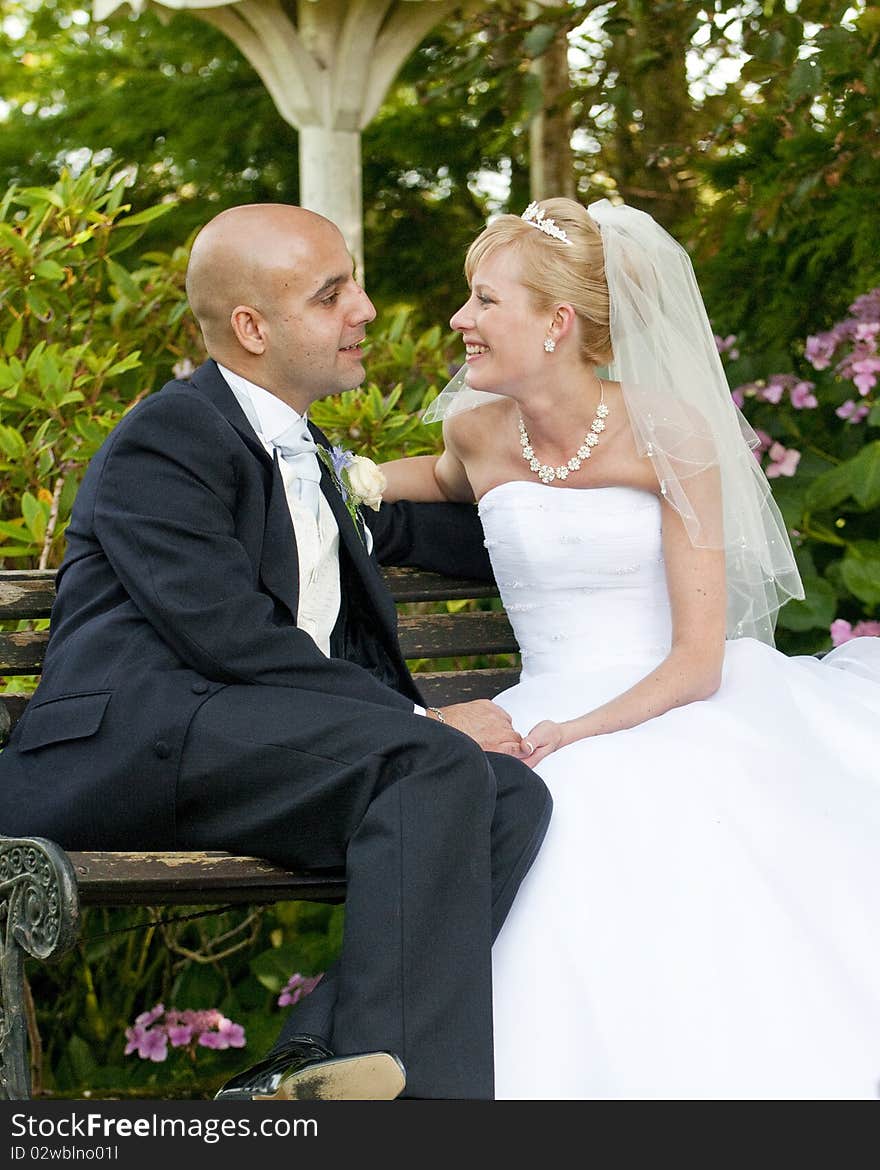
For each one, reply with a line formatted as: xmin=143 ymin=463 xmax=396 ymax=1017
xmin=518 ymin=380 xmax=609 ymax=484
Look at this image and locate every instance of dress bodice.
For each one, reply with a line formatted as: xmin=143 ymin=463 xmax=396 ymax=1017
xmin=478 ymin=481 xmax=672 ymax=676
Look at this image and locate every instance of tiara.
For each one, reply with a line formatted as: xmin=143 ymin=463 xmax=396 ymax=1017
xmin=521 ymin=202 xmax=573 ymax=245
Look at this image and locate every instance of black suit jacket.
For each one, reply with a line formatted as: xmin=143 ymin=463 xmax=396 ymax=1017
xmin=0 ymin=360 xmax=491 ymax=846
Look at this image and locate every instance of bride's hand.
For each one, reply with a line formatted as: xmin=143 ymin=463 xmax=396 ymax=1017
xmin=521 ymin=720 xmax=565 ymax=766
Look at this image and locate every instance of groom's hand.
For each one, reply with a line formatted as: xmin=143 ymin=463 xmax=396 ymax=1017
xmin=432 ymin=700 xmax=529 ymax=757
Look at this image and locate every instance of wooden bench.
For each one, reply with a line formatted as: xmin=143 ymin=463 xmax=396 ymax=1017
xmin=0 ymin=566 xmax=519 ymax=1100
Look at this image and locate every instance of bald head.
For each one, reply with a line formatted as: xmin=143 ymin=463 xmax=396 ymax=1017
xmin=185 ymin=203 xmax=342 ymax=357
xmin=183 ymin=202 xmax=375 ymax=411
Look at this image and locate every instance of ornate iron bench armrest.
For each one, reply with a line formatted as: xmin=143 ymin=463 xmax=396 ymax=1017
xmin=0 ymin=837 xmax=80 ymax=1100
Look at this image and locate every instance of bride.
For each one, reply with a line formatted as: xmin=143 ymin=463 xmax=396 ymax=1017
xmin=380 ymin=197 xmax=880 ymax=1100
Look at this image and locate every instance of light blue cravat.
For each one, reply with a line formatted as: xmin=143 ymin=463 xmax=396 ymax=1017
xmin=272 ymin=419 xmax=323 ymax=520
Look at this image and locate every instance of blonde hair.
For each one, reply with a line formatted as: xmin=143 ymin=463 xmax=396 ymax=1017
xmin=464 ymin=197 xmax=612 ymax=365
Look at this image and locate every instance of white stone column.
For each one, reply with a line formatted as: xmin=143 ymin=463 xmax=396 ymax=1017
xmin=299 ymin=126 xmax=363 ymax=280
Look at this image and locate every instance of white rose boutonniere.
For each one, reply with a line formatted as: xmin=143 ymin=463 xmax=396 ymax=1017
xmin=317 ymin=444 xmax=386 ymax=540
xmin=345 ymin=455 xmax=386 ymax=511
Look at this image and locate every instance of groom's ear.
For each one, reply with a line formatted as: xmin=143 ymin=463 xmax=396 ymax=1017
xmin=230 ymin=304 xmax=267 ymax=355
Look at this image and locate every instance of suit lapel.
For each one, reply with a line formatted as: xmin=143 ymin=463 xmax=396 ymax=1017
xmin=187 ymin=361 xmax=300 ymax=622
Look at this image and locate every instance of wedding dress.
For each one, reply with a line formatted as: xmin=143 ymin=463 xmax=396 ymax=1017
xmin=483 ymin=479 xmax=880 ymax=1101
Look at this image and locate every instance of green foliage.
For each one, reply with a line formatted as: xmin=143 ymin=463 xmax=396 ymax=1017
xmin=692 ymin=4 xmax=880 ymax=360
xmin=30 ymin=900 xmax=342 ymax=1099
xmin=0 ymin=165 xmax=195 ymax=567
xmin=720 ymin=287 xmax=880 ymax=654
xmin=310 ymin=310 xmax=456 ymax=458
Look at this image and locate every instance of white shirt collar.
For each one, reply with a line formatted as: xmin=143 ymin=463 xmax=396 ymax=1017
xmin=216 ymin=363 xmax=308 ymax=448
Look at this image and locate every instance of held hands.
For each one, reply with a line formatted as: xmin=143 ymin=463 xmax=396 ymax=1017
xmin=518 ymin=720 xmax=566 ymax=767
xmin=430 ymin=700 xmax=534 ymax=761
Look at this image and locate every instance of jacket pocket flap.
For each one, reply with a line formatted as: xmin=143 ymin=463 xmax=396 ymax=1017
xmin=17 ymin=692 xmax=112 ymax=752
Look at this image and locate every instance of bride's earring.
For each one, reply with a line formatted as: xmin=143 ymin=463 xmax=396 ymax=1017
xmin=543 ymin=335 xmax=556 ymax=353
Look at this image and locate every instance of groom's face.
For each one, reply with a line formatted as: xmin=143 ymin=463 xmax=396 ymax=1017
xmin=262 ymin=219 xmax=377 ymax=412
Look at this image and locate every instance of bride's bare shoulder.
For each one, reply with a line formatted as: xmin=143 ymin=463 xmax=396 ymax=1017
xmin=444 ymin=398 xmax=514 ymax=454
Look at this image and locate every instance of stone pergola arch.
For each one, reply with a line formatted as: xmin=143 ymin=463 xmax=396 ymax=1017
xmin=93 ymin=1 xmax=564 ymax=278
xmin=92 ymin=0 xmax=473 ymax=277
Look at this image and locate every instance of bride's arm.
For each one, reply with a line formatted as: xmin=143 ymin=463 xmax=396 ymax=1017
xmin=524 ymin=480 xmax=727 ymax=762
xmin=381 ymin=427 xmax=476 ymax=503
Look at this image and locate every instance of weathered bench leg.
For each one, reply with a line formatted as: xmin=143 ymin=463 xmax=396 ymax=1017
xmin=0 ymin=837 xmax=80 ymax=1099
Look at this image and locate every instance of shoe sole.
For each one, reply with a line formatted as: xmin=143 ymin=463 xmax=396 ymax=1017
xmin=254 ymin=1052 xmax=406 ymax=1101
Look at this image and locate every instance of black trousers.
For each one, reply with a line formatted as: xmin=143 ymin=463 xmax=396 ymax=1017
xmin=176 ymin=685 xmax=552 ymax=1099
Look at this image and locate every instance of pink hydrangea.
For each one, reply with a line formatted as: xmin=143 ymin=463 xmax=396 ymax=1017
xmin=836 ymin=399 xmax=870 ymax=424
xmin=278 ymin=971 xmax=324 ymax=1008
xmin=804 ymin=331 xmax=837 ymax=370
xmin=765 ymin=442 xmax=801 ymax=478
xmin=830 ymin=619 xmax=880 ymax=647
xmin=124 ymin=1005 xmax=246 ymax=1062
xmin=852 ymin=356 xmax=880 ymax=396
xmin=198 ymin=1016 xmax=246 ymax=1050
xmin=789 ymin=380 xmax=818 ymax=409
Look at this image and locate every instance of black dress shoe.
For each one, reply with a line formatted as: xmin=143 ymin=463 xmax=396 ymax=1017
xmin=214 ymin=1035 xmax=406 ymax=1101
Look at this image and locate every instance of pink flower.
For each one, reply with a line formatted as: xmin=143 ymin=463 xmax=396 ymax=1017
xmin=852 ymin=357 xmax=880 ymax=395
xmin=198 ymin=1017 xmax=246 ymax=1050
xmin=714 ymin=333 xmax=740 ymax=360
xmin=765 ymin=442 xmax=801 ymax=478
xmin=804 ymin=332 xmax=837 ymax=370
xmin=167 ymin=1024 xmax=194 ymax=1048
xmin=134 ymin=1003 xmax=165 ymax=1028
xmin=731 ymin=388 xmax=745 ymax=408
xmin=830 ymin=619 xmax=853 ymax=646
xmin=831 ymin=619 xmax=880 ymax=646
xmin=125 ymin=1005 xmax=246 ymax=1060
xmin=759 ymin=379 xmax=785 ymax=404
xmin=278 ymin=971 xmax=324 ymax=1008
xmin=124 ymin=1023 xmax=168 ymax=1062
xmin=836 ymin=399 xmax=870 ymax=424
xmin=789 ymin=380 xmax=818 ymax=409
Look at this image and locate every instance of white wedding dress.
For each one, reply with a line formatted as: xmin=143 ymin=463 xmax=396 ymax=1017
xmin=482 ymin=480 xmax=880 ymax=1101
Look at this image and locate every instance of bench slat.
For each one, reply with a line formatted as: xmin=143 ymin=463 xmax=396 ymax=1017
xmin=0 ymin=629 xmax=48 ymax=674
xmin=380 ymin=566 xmax=498 ymax=602
xmin=397 ymin=611 xmax=516 ymax=658
xmin=64 ymin=851 xmax=345 ymax=906
xmin=416 ymin=667 xmax=519 ymax=705
xmin=0 ymin=568 xmax=496 ymax=610
xmin=0 ymin=571 xmax=56 ymax=620
xmin=1 ymin=618 xmax=517 ymax=672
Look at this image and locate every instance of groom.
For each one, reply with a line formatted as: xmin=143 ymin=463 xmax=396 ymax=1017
xmin=0 ymin=203 xmax=552 ymax=1100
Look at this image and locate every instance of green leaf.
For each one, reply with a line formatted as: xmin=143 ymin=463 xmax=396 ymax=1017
xmin=21 ymin=491 xmax=47 ymax=543
xmin=14 ymin=185 xmax=65 ymax=210
xmin=788 ymin=57 xmax=822 ymax=101
xmin=0 ymin=519 xmax=32 ymax=542
xmin=848 ymin=441 xmax=880 ymax=509
xmin=106 ymin=351 xmax=142 ymax=377
xmin=0 ymin=424 xmax=27 ymax=458
xmin=114 ymin=203 xmax=176 ymax=228
xmin=869 ymin=402 xmax=880 ymax=428
xmin=3 ymin=315 xmax=23 ymax=356
xmin=522 ymin=23 xmax=557 ymax=59
xmin=0 ymin=223 xmax=31 ymax=260
xmin=840 ymin=542 xmax=880 ymax=606
xmin=25 ymin=286 xmax=52 ymax=320
xmin=104 ymin=256 xmax=142 ymax=302
xmin=33 ymin=259 xmax=67 ymax=282
xmin=804 ymin=460 xmax=855 ymax=512
xmin=776 ymin=576 xmax=837 ymax=631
